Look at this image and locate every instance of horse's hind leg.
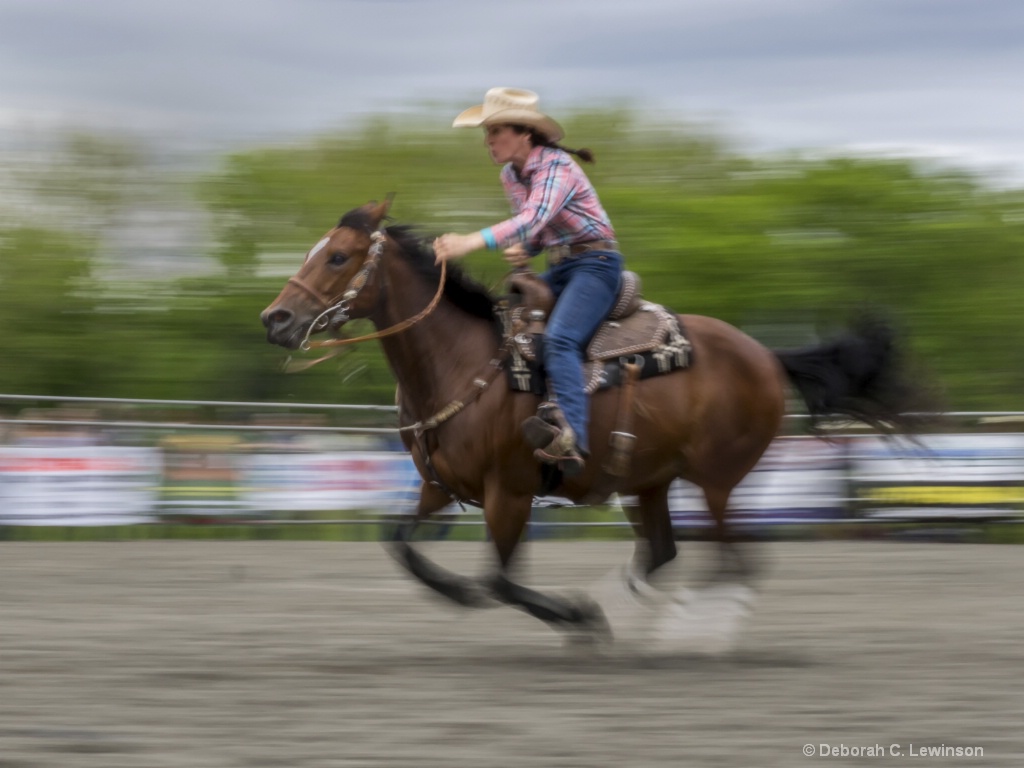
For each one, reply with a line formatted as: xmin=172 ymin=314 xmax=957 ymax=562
xmin=585 ymin=482 xmax=678 ymax=644
xmin=643 ymin=481 xmax=758 ymax=655
xmin=600 ymin=481 xmax=757 ymax=654
xmin=633 ymin=482 xmax=678 ymax=577
xmin=703 ymin=483 xmax=759 ymax=584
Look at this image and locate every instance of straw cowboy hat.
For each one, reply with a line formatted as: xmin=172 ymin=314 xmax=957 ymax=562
xmin=453 ymin=87 xmax=565 ymax=142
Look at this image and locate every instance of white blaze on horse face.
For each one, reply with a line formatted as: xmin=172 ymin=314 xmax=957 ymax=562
xmin=305 ymin=236 xmax=331 ymax=263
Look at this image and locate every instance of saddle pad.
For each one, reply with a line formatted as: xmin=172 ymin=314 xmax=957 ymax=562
xmin=505 ymin=306 xmax=692 ymax=395
xmin=588 ymin=302 xmax=677 ymax=360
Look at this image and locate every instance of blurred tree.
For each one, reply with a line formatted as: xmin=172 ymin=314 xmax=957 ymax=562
xmin=0 ymin=228 xmax=99 ymax=395
xmin=1 ymin=114 xmax=1022 ymax=409
xmin=17 ymin=132 xmax=152 ymax=233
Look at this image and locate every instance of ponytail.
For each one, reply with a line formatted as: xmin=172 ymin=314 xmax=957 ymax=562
xmin=538 ymin=134 xmax=596 ymax=164
xmin=512 ymin=125 xmax=596 ymax=164
xmin=556 ymin=143 xmax=595 ymax=164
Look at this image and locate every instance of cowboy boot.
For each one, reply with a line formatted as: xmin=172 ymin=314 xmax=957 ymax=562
xmin=522 ymin=402 xmax=586 ymax=477
xmin=533 ymin=426 xmax=586 ymax=478
xmin=521 ymin=401 xmax=564 ymax=450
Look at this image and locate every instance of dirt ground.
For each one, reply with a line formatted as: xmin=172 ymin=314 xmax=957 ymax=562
xmin=1 ymin=539 xmax=1022 ymax=767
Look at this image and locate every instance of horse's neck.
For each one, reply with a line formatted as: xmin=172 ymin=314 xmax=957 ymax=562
xmin=374 ymin=280 xmax=496 ymax=418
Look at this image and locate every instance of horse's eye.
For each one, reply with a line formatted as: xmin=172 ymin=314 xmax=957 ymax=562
xmin=329 ymin=251 xmax=347 ymax=266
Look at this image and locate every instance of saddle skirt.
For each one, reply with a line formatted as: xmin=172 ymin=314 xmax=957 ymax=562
xmin=501 ymin=270 xmax=692 ymax=394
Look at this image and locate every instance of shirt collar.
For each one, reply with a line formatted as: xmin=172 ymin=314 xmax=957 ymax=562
xmin=511 ymin=145 xmax=547 ymax=182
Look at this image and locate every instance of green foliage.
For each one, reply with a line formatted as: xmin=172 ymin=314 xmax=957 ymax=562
xmin=2 ymin=113 xmax=1023 ymax=409
xmin=0 ymin=228 xmax=99 ymax=395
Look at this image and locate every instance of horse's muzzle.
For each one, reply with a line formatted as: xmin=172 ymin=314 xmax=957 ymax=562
xmin=260 ymin=306 xmax=302 ymax=348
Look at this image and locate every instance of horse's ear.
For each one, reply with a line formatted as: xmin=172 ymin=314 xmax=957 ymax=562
xmin=365 ymin=195 xmax=394 ymax=228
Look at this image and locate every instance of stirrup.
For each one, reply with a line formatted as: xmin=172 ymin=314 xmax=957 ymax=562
xmin=535 ymin=449 xmax=585 ymax=478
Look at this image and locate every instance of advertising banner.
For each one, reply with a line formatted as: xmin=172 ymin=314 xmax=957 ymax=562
xmin=0 ymin=446 xmax=162 ymax=525
xmin=239 ymin=451 xmax=420 ymax=513
xmin=849 ymin=433 xmax=1024 ymax=519
xmin=663 ymin=437 xmax=850 ymax=527
xmin=3 ymin=433 xmax=1020 ymax=527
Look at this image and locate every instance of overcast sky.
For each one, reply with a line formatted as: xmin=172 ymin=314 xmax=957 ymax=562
xmin=2 ymin=0 xmax=1023 ymax=183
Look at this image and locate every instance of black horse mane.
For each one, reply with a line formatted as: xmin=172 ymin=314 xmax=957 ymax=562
xmin=337 ymin=209 xmax=498 ymax=321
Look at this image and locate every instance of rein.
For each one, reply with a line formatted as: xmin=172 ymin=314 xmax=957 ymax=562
xmin=285 ymin=224 xmax=505 ymax=506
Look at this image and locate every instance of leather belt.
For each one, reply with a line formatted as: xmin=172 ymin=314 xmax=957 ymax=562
xmin=547 ymin=239 xmax=619 ymax=265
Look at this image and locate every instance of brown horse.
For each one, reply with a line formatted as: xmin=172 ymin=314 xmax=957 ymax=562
xmin=261 ymin=200 xmax=922 ymax=644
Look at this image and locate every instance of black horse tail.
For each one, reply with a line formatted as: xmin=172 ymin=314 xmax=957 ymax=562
xmin=774 ymin=315 xmax=934 ymax=433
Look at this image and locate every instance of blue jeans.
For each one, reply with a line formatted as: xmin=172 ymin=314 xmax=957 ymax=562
xmin=540 ymin=251 xmax=623 ymax=454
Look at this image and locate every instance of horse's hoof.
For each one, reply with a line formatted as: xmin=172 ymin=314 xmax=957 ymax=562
xmin=653 ymin=584 xmax=757 ymax=656
xmin=563 ymin=630 xmax=606 ymax=653
xmin=569 ymin=597 xmax=612 ymax=643
xmin=586 ymin=565 xmax=662 ymax=645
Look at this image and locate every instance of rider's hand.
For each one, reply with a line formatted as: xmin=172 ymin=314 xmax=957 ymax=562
xmin=433 ymin=232 xmax=484 ymax=263
xmin=503 ymin=243 xmax=530 ymax=268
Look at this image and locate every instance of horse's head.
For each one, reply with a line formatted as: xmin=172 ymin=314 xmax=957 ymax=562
xmin=261 ymin=199 xmax=391 ymax=349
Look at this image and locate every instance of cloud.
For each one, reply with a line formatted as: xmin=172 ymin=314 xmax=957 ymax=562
xmin=1 ymin=0 xmax=1022 ymax=180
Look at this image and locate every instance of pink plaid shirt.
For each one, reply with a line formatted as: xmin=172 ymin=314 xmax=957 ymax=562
xmin=481 ymin=146 xmax=615 ymax=255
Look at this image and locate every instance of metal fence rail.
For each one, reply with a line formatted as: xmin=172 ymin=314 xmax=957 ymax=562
xmin=2 ymin=394 xmax=1024 ymax=531
xmin=0 ymin=393 xmax=400 ymax=412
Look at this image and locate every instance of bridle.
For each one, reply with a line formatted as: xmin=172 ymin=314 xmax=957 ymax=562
xmin=283 ymin=225 xmax=507 ymax=504
xmin=291 ymin=229 xmax=447 ymax=353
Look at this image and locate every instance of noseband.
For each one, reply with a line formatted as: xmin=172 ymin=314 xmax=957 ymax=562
xmin=292 ymin=229 xmax=447 ymax=353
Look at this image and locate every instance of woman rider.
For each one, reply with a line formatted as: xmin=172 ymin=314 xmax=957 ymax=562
xmin=433 ymin=87 xmax=624 ymax=477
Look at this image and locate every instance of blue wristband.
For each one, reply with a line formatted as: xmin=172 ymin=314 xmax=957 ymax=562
xmin=480 ymin=228 xmax=498 ymax=250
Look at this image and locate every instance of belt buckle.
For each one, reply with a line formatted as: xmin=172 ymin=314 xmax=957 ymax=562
xmin=548 ymin=245 xmax=569 ymax=265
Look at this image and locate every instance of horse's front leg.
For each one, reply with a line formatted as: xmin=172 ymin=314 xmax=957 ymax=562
xmin=388 ymin=480 xmax=495 ymax=608
xmin=482 ymin=480 xmax=609 ymax=639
